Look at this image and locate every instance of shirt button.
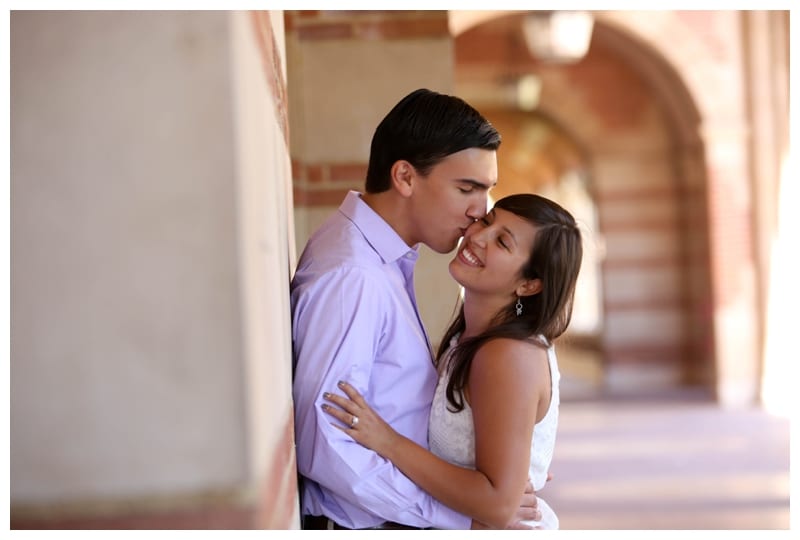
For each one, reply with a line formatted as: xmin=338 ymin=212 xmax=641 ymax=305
xmin=405 ymin=253 xmax=415 ymax=259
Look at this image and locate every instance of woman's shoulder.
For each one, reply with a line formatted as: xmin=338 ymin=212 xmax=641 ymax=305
xmin=469 ymin=337 xmax=551 ymax=402
xmin=473 ymin=336 xmax=549 ymax=362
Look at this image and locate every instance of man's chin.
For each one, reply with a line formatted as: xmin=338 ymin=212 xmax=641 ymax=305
xmin=430 ymin=240 xmax=459 ymax=254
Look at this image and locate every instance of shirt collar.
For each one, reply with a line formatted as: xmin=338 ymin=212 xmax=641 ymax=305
xmin=339 ymin=190 xmax=418 ymax=264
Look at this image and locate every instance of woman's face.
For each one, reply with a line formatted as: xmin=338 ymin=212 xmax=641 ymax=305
xmin=448 ymin=207 xmax=538 ymax=300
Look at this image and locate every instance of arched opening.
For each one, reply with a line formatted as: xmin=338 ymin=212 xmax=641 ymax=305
xmin=454 ymin=11 xmax=713 ymax=399
xmin=479 ymin=107 xmax=606 ymax=396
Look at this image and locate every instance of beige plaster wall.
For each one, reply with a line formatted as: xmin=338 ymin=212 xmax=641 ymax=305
xmin=229 ymin=10 xmax=296 ymax=506
xmin=11 ymin=11 xmax=246 ymax=502
xmin=290 ymin=40 xmax=455 ymax=164
xmin=10 ymin=12 xmax=297 ymax=521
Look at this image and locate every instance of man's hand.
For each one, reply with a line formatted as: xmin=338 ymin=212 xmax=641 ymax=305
xmin=469 ymin=480 xmax=545 ymax=529
xmin=504 ymin=480 xmax=541 ymax=529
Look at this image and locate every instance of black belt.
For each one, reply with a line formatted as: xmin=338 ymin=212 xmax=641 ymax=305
xmin=303 ymin=515 xmax=426 ymax=530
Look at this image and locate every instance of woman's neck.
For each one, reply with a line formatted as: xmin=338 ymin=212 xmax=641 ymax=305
xmin=461 ymin=292 xmax=509 ymax=340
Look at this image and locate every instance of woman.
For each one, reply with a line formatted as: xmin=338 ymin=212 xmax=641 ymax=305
xmin=323 ymin=193 xmax=583 ymax=529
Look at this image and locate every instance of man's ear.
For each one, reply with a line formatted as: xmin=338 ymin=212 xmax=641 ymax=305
xmin=516 ymin=278 xmax=542 ymax=298
xmin=390 ymin=160 xmax=415 ymax=198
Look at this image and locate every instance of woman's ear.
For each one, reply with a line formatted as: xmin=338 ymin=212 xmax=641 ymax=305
xmin=516 ymin=278 xmax=542 ymax=298
xmin=390 ymin=160 xmax=415 ymax=198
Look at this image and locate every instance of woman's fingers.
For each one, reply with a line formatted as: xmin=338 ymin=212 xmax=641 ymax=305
xmin=322 ymin=403 xmax=344 ymax=424
xmin=321 ymin=402 xmax=352 ymax=427
xmin=336 ymin=380 xmax=368 ymax=407
xmin=323 ymin=391 xmax=354 ymax=412
xmin=322 ymin=381 xmax=369 ymax=430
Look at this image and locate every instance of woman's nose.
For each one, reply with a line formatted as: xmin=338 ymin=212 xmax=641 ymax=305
xmin=470 ymin=228 xmax=489 ymax=247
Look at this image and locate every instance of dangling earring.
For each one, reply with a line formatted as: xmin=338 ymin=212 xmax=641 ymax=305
xmin=515 ymin=297 xmax=523 ymax=317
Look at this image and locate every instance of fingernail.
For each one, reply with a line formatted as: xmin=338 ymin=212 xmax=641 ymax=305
xmin=321 ymin=404 xmax=328 ymax=411
xmin=323 ymin=392 xmax=330 ymax=398
xmin=337 ymin=381 xmax=345 ymax=387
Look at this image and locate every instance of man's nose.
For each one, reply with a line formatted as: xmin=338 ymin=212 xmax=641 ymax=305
xmin=466 ymin=195 xmax=489 ymax=220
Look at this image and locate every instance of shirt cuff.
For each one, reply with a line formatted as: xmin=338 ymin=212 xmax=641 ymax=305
xmin=434 ymin=501 xmax=472 ymax=529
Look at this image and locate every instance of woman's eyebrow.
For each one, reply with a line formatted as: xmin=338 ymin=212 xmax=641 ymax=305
xmin=500 ymin=225 xmax=517 ymax=245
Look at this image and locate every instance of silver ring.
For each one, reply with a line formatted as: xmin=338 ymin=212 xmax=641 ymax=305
xmin=350 ymin=415 xmax=359 ymax=428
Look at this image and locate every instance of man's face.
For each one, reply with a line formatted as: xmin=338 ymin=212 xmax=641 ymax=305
xmin=410 ymin=147 xmax=498 ymax=254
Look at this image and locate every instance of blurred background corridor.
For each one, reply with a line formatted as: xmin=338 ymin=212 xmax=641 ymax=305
xmin=9 ymin=9 xmax=793 ymax=530
xmin=545 ymin=390 xmax=790 ymax=529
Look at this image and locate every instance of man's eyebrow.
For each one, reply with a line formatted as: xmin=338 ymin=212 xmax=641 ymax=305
xmin=458 ymin=179 xmax=495 ymax=190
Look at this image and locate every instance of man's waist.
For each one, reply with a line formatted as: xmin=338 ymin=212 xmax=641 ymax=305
xmin=301 ymin=481 xmax=431 ymax=530
xmin=303 ymin=514 xmax=428 ymax=530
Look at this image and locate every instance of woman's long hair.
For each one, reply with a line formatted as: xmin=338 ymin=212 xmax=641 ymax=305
xmin=436 ymin=193 xmax=584 ymax=412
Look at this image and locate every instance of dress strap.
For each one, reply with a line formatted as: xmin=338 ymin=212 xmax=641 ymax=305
xmin=525 ymin=334 xmax=550 ymax=348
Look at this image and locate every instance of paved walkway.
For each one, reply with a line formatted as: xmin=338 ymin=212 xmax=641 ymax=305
xmin=539 ymin=395 xmax=791 ymax=530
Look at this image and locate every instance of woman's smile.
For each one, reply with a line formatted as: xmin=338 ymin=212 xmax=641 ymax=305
xmin=458 ymin=244 xmax=483 ymax=267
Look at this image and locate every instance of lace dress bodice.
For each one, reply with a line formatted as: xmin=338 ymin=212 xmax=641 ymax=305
xmin=428 ymin=336 xmax=560 ymax=529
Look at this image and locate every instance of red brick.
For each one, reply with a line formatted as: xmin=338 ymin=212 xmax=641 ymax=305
xmin=600 ymin=218 xmax=677 ymax=232
xmin=290 ymin=159 xmax=303 ymax=181
xmin=294 ymin=186 xmax=350 ymax=207
xmin=12 ymin=501 xmax=254 ymax=529
xmin=307 ymin=164 xmax=325 ymax=183
xmin=250 ymin=12 xmax=289 ymax=147
xmin=283 ymin=11 xmax=295 ymax=32
xmin=297 ymin=22 xmax=353 ymax=41
xmin=355 ymin=17 xmax=449 ymax=40
xmin=602 ymin=257 xmax=682 ymax=270
xmin=595 ymin=187 xmax=677 ymax=202
xmin=604 ymin=298 xmax=683 ymax=311
xmin=604 ymin=344 xmax=686 ymax=365
xmin=254 ymin=409 xmax=299 ymax=529
xmin=329 ymin=162 xmax=367 ymax=183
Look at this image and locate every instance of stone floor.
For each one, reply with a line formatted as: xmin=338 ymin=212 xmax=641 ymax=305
xmin=539 ymin=394 xmax=791 ymax=530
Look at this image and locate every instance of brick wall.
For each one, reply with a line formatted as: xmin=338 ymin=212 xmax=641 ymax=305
xmin=455 ymin=12 xmax=713 ymax=392
xmin=285 ymin=10 xmax=462 ymax=345
xmin=285 ymin=10 xmax=453 ymax=222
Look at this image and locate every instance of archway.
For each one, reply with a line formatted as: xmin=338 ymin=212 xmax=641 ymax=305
xmin=453 ymin=11 xmax=713 ymax=398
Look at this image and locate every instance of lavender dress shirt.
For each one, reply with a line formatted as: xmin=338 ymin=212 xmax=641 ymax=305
xmin=291 ymin=191 xmax=469 ymax=529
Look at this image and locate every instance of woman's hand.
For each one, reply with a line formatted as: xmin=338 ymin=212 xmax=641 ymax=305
xmin=322 ymin=381 xmax=400 ymax=456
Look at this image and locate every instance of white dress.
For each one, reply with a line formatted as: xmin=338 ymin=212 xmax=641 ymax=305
xmin=428 ymin=336 xmax=561 ymax=529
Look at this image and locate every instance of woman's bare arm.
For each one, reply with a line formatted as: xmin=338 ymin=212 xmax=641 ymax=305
xmin=322 ymin=338 xmax=549 ymax=529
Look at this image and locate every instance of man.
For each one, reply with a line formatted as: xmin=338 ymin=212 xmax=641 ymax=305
xmin=291 ymin=88 xmax=537 ymax=530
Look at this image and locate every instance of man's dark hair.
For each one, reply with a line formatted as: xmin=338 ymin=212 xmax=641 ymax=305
xmin=365 ymin=88 xmax=501 ymax=193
